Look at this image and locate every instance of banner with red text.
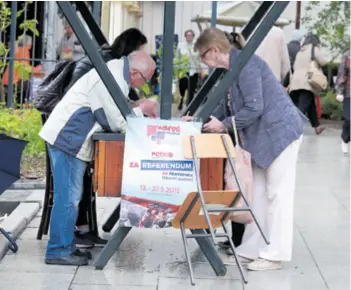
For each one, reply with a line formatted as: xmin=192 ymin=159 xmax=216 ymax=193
xmin=120 ymin=117 xmax=202 ymax=228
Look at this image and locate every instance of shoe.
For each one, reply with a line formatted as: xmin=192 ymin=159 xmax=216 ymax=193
xmin=315 ymin=126 xmax=326 ymax=135
xmin=218 ymin=241 xmax=231 ymax=249
xmin=246 ymin=258 xmax=282 ymax=271
xmin=341 ymin=142 xmax=349 ymax=154
xmin=76 ymin=232 xmax=108 ymax=248
xmin=73 ymin=249 xmax=92 ymax=260
xmin=75 ymin=233 xmax=94 ymax=249
xmin=45 ymin=253 xmax=88 ymax=266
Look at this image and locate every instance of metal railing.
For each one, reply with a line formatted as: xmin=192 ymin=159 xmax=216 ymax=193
xmin=0 ymin=1 xmax=65 ymax=108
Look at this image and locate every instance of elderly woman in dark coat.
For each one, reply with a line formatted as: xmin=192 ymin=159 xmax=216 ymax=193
xmin=183 ymin=28 xmax=307 ymax=271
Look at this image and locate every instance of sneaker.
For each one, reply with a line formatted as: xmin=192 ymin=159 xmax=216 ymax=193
xmin=218 ymin=241 xmax=231 ymax=249
xmin=75 ymin=233 xmax=94 ymax=249
xmin=73 ymin=249 xmax=92 ymax=260
xmin=341 ymin=142 xmax=349 ymax=154
xmin=246 ymin=258 xmax=282 ymax=271
xmin=45 ymin=253 xmax=88 ymax=266
xmin=76 ymin=232 xmax=108 ymax=248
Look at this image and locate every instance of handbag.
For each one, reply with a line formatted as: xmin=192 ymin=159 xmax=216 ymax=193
xmin=224 ymin=117 xmax=254 ymax=224
xmin=307 ymin=45 xmax=328 ymax=93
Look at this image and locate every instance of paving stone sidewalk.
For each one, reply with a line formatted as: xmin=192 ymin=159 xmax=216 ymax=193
xmin=0 ymin=126 xmax=349 ymax=290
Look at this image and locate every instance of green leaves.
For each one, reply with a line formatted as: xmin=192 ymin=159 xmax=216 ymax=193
xmin=303 ymin=1 xmax=350 ymax=61
xmin=19 ymin=19 xmax=40 ymax=37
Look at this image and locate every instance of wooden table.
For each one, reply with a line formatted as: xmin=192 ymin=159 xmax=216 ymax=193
xmin=92 ymin=133 xmax=227 ymax=276
xmin=93 ymin=134 xmax=224 ymax=197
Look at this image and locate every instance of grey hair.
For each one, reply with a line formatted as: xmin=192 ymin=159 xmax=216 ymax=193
xmin=17 ymin=34 xmax=32 ymax=47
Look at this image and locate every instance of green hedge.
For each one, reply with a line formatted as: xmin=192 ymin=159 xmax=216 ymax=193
xmin=0 ymin=104 xmax=45 ymax=176
xmin=320 ymin=91 xmax=343 ymax=121
xmin=0 ymin=104 xmax=45 ymax=156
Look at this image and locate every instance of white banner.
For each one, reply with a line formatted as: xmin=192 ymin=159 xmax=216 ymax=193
xmin=120 ymin=117 xmax=202 ymax=229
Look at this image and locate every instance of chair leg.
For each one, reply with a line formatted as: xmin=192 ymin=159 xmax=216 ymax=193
xmin=181 ymin=223 xmax=195 ymax=286
xmin=36 ymin=153 xmax=52 ymax=240
xmin=221 ymin=220 xmax=247 ymax=284
xmin=43 ymin=177 xmax=54 ymax=235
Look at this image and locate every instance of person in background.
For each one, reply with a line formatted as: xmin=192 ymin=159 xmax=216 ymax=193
xmin=255 ymin=26 xmax=291 ymax=86
xmin=67 ymin=28 xmax=148 ymax=249
xmin=184 ymin=28 xmax=307 ymax=271
xmin=57 ymin=22 xmax=85 ymax=61
xmin=289 ymin=33 xmax=327 ymax=135
xmin=336 ymin=50 xmax=350 ymax=154
xmin=40 ymin=51 xmax=157 ymax=266
xmin=177 ymin=29 xmax=207 ymax=110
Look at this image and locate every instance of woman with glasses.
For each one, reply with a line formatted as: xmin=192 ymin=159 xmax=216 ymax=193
xmin=183 ymin=28 xmax=306 ymax=271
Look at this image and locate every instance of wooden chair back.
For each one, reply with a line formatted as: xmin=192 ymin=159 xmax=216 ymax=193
xmin=183 ymin=134 xmax=235 ymax=159
xmin=172 ymin=190 xmax=239 ymax=229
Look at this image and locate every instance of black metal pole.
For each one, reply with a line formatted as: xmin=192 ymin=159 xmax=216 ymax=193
xmin=182 ymin=1 xmax=276 ymax=117
xmin=7 ymin=1 xmax=18 ymax=108
xmin=75 ymin=1 xmax=108 ymax=46
xmin=92 ymin=1 xmax=102 ymax=27
xmin=211 ymin=2 xmax=218 ymax=27
xmin=194 ymin=1 xmax=289 ymax=121
xmin=56 ymin=1 xmax=135 ymax=119
xmin=241 ymin=1 xmax=274 ymax=40
xmin=160 ymin=1 xmax=176 ymax=120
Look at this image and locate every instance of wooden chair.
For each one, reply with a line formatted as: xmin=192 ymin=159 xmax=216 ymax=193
xmin=172 ymin=133 xmax=269 ymax=285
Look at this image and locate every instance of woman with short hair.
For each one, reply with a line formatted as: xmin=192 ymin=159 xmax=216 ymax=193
xmin=183 ymin=28 xmax=307 ymax=271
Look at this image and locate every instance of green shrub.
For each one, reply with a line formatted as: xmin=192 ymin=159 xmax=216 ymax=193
xmin=0 ymin=103 xmax=45 ymax=176
xmin=320 ymin=91 xmax=343 ymax=120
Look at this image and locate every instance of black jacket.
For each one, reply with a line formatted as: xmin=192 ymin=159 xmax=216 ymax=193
xmin=65 ymin=47 xmax=139 ymax=101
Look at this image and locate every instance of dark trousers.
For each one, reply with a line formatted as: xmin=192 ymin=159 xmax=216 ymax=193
xmin=178 ymin=73 xmax=199 ymax=109
xmin=292 ymin=89 xmax=320 ymax=128
xmin=231 ymin=222 xmax=245 ymax=247
xmin=342 ymin=119 xmax=350 ymax=143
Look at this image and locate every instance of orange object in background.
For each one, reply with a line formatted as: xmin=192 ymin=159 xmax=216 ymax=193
xmin=2 ymin=46 xmax=30 ymax=85
xmin=316 ymin=95 xmax=322 ymax=119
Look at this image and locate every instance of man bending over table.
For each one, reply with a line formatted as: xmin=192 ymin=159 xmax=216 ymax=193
xmin=39 ymin=51 xmax=157 ymax=266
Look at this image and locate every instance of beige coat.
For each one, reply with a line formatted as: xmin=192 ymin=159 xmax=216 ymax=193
xmin=255 ymin=26 xmax=290 ymax=83
xmin=289 ymin=44 xmax=327 ymax=94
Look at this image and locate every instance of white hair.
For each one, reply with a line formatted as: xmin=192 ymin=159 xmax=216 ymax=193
xmin=128 ymin=51 xmax=149 ymax=72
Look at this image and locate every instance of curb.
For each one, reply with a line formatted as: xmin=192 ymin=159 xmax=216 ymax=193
xmin=8 ymin=181 xmax=46 ymax=190
xmin=0 ymin=202 xmax=40 ymax=260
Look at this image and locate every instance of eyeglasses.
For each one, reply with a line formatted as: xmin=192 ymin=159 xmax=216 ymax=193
xmin=135 ymin=69 xmax=152 ymax=97
xmin=200 ymin=47 xmax=212 ymax=59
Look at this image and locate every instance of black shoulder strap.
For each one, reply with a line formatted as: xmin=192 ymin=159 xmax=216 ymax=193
xmin=311 ymin=45 xmax=316 ymax=61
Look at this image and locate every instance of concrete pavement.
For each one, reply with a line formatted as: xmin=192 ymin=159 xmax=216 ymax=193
xmin=0 ymin=126 xmax=349 ymax=290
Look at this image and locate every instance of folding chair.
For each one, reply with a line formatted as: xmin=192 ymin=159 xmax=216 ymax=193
xmin=172 ymin=133 xmax=269 ymax=285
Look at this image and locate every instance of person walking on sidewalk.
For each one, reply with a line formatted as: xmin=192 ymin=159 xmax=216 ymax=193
xmin=183 ymin=28 xmax=307 ymax=271
xmin=289 ymin=33 xmax=327 ymax=135
xmin=336 ymin=50 xmax=350 ymax=154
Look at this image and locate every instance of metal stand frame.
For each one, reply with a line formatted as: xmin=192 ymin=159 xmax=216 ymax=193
xmin=50 ymin=0 xmax=289 ymax=273
xmin=181 ymin=1 xmax=281 ymax=118
xmin=178 ymin=134 xmax=269 ymax=285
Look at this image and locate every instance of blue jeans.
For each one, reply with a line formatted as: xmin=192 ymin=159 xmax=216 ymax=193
xmin=45 ymin=145 xmax=87 ymax=259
